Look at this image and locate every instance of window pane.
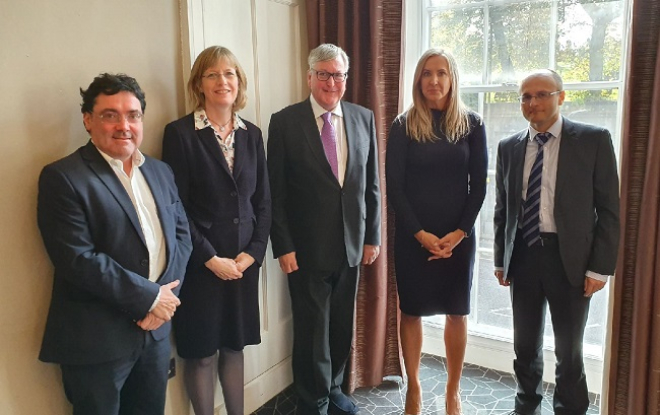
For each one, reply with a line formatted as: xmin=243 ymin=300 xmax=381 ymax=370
xmin=487 ymin=2 xmax=553 ymax=84
xmin=557 ymin=0 xmax=624 ymax=82
xmin=428 ymin=89 xmax=619 ymax=356
xmin=429 ymin=8 xmax=485 ymax=85
xmin=422 ymin=0 xmax=625 ymax=364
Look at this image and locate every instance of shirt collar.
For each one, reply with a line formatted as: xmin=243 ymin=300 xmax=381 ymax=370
xmin=309 ymin=95 xmax=343 ymax=120
xmin=91 ymin=140 xmax=145 ymax=169
xmin=193 ymin=108 xmax=246 ymax=132
xmin=528 ymin=116 xmax=563 ymax=141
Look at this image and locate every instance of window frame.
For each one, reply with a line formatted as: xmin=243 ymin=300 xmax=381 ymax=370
xmin=403 ymin=0 xmax=631 ymax=395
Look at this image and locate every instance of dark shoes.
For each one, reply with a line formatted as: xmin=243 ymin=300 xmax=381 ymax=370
xmin=328 ymin=391 xmax=359 ymax=415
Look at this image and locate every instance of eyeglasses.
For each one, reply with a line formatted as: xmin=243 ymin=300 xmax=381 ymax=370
xmin=96 ymin=111 xmax=143 ymax=124
xmin=202 ymin=71 xmax=236 ymax=82
xmin=518 ymin=90 xmax=562 ymax=104
xmin=311 ymin=69 xmax=348 ymax=82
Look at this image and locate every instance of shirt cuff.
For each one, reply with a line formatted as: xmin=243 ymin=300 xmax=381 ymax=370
xmin=495 ymin=266 xmax=504 ymax=271
xmin=586 ymin=270 xmax=610 ymax=282
xmin=148 ymin=290 xmax=161 ymax=312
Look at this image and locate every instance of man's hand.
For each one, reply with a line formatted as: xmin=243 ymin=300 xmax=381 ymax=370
xmin=234 ymin=252 xmax=256 ymax=273
xmin=151 ymin=280 xmax=181 ymax=321
xmin=278 ymin=252 xmax=299 ymax=274
xmin=361 ymin=245 xmax=380 ymax=265
xmin=495 ymin=270 xmax=509 ymax=286
xmin=205 ymin=256 xmax=243 ymax=280
xmin=137 ymin=312 xmax=166 ymax=331
xmin=584 ymin=276 xmax=606 ymax=297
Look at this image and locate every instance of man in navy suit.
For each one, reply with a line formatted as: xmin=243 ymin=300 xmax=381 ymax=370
xmin=267 ymin=44 xmax=381 ymax=415
xmin=37 ymin=73 xmax=192 ymax=415
xmin=494 ymin=69 xmax=619 ymax=415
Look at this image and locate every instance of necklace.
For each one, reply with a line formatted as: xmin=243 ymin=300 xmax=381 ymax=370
xmin=208 ymin=115 xmax=232 ymax=132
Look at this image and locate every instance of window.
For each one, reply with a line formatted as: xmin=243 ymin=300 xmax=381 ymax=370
xmin=405 ymin=0 xmax=627 ymax=365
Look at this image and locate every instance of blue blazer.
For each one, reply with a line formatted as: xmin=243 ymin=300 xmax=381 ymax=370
xmin=37 ymin=142 xmax=192 ymax=365
xmin=494 ymin=117 xmax=620 ymax=286
xmin=162 ymin=113 xmax=271 ymax=269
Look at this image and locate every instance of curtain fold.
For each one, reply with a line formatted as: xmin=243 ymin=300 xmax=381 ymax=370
xmin=606 ymin=0 xmax=660 ymax=412
xmin=306 ymin=0 xmax=404 ymax=392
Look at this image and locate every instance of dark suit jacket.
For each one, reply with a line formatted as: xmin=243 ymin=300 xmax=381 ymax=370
xmin=162 ymin=114 xmax=271 ymax=270
xmin=267 ymin=99 xmax=381 ymax=270
xmin=37 ymin=142 xmax=193 ymax=365
xmin=493 ymin=117 xmax=620 ymax=286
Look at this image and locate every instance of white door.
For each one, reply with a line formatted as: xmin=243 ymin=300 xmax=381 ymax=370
xmin=180 ymin=0 xmax=307 ymax=413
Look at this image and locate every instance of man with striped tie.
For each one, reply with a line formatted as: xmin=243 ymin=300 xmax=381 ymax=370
xmin=493 ymin=69 xmax=620 ymax=415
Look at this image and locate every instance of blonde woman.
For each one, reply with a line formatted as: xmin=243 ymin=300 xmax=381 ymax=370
xmin=162 ymin=46 xmax=271 ymax=415
xmin=386 ymin=49 xmax=487 ymax=415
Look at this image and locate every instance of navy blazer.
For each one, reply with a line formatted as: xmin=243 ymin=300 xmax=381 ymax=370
xmin=267 ymin=99 xmax=381 ymax=270
xmin=162 ymin=113 xmax=271 ymax=270
xmin=493 ymin=117 xmax=620 ymax=286
xmin=37 ymin=142 xmax=192 ymax=365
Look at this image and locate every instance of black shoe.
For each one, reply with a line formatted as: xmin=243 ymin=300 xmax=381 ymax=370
xmin=328 ymin=391 xmax=359 ymax=415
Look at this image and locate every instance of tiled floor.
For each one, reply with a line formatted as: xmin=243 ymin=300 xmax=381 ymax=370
xmin=252 ymin=354 xmax=600 ymax=415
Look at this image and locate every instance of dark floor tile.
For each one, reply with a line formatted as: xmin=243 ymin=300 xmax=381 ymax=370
xmin=251 ymin=354 xmax=602 ymax=415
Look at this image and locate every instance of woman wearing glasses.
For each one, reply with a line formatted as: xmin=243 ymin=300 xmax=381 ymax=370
xmin=162 ymin=46 xmax=271 ymax=415
xmin=386 ymin=49 xmax=487 ymax=415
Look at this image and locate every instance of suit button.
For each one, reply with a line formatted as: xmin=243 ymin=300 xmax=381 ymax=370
xmin=141 ymin=259 xmax=148 ymax=267
xmin=233 ymin=218 xmax=239 ymax=224
xmin=230 ymin=191 xmax=237 ymax=197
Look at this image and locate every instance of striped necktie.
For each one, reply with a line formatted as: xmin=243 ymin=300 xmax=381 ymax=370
xmin=522 ymin=132 xmax=552 ymax=246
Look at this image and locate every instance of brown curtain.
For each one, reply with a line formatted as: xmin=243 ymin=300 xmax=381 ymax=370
xmin=306 ymin=0 xmax=404 ymax=391
xmin=606 ymin=0 xmax=660 ymax=413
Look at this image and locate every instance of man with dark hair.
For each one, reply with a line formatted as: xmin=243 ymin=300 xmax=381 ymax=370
xmin=37 ymin=73 xmax=192 ymax=415
xmin=494 ymin=69 xmax=620 ymax=415
xmin=268 ymin=44 xmax=381 ymax=415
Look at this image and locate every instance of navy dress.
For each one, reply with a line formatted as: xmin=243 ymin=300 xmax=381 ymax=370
xmin=386 ymin=110 xmax=487 ymax=316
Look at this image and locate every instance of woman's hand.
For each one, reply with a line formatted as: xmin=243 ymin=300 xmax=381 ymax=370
xmin=234 ymin=252 xmax=255 ymax=273
xmin=415 ymin=230 xmax=452 ymax=260
xmin=205 ymin=256 xmax=243 ymax=280
xmin=428 ymin=229 xmax=466 ymax=260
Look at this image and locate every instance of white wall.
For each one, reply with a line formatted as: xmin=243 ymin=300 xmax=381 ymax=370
xmin=0 ymin=1 xmax=189 ymax=413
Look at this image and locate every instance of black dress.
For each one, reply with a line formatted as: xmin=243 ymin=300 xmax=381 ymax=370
xmin=162 ymin=113 xmax=271 ymax=357
xmin=385 ymin=110 xmax=487 ymax=316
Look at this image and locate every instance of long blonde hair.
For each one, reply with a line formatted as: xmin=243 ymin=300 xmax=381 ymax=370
xmin=406 ymin=49 xmax=470 ymax=143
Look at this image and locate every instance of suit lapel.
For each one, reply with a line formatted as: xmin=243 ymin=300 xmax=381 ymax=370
xmin=299 ymin=100 xmax=339 ymax=184
xmin=82 ymin=143 xmax=146 ymax=245
xmin=342 ymin=102 xmax=356 ymax=182
xmin=140 ymin=160 xmax=174 ymax=269
xmin=197 ymin=127 xmax=232 ymax=177
xmin=512 ymin=131 xmax=528 ymax=215
xmin=231 ymin=126 xmax=247 ymax=181
xmin=555 ymin=117 xmax=578 ymax=202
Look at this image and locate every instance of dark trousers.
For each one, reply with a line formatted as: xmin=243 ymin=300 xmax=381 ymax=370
xmin=509 ymin=233 xmax=591 ymax=415
xmin=61 ymin=333 xmax=170 ymax=415
xmin=287 ymin=261 xmax=358 ymax=415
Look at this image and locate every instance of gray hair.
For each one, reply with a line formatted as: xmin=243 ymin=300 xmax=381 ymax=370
xmin=520 ymin=69 xmax=564 ymax=92
xmin=308 ymin=43 xmax=350 ymax=71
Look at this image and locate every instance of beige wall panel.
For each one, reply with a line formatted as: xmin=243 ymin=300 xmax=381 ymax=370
xmin=0 ymin=0 xmax=187 ymax=413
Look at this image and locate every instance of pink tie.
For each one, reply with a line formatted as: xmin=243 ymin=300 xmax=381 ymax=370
xmin=321 ymin=112 xmax=338 ymax=179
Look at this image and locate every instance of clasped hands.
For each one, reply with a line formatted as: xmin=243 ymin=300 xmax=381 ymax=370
xmin=205 ymin=252 xmax=255 ymax=280
xmin=137 ymin=279 xmax=181 ymax=331
xmin=415 ymin=229 xmax=465 ymax=261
